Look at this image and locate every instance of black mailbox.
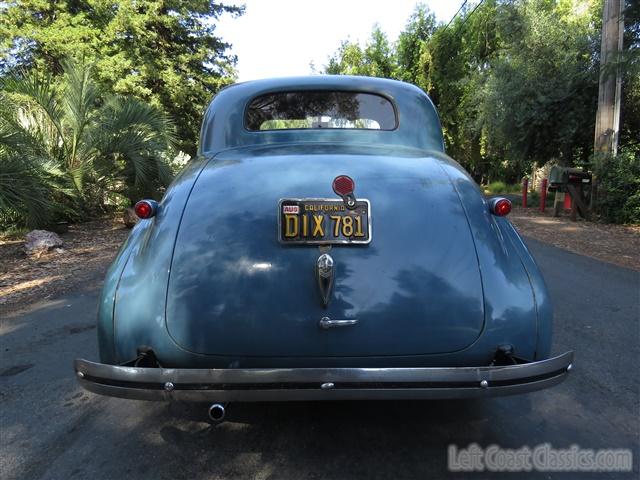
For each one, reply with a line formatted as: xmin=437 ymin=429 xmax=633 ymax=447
xmin=548 ymin=166 xmax=592 ymax=220
xmin=549 ymin=166 xmax=592 ymax=191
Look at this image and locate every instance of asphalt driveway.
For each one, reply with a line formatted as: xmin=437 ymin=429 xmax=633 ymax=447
xmin=1 ymin=238 xmax=638 ymax=479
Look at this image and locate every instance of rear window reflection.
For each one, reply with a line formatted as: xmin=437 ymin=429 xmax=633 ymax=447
xmin=245 ymin=91 xmax=397 ymax=131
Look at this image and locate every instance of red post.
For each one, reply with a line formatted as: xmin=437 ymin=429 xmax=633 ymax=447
xmin=539 ymin=178 xmax=548 ymax=212
xmin=522 ymin=177 xmax=529 ymax=208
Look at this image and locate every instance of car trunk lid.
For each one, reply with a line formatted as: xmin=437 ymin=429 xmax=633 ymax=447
xmin=165 ymin=147 xmax=484 ymax=357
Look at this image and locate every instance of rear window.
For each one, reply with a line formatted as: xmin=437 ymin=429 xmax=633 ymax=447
xmin=245 ymin=91 xmax=397 ymax=131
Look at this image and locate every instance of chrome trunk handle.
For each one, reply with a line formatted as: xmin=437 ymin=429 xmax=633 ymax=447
xmin=319 ymin=317 xmax=358 ymax=329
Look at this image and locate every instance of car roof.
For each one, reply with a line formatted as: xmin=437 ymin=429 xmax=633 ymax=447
xmin=199 ymin=75 xmax=445 ymax=155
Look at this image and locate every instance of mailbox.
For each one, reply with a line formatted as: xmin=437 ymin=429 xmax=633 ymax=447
xmin=548 ymin=166 xmax=592 ymax=220
xmin=549 ymin=166 xmax=592 ymax=191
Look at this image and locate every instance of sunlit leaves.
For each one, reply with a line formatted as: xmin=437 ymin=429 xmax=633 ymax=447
xmin=0 ymin=0 xmax=244 ymax=154
xmin=0 ymin=60 xmax=176 ymax=229
xmin=325 ymin=0 xmax=616 ymax=183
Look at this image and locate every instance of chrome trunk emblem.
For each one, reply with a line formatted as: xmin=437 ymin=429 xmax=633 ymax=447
xmin=316 ymin=253 xmax=335 ymax=307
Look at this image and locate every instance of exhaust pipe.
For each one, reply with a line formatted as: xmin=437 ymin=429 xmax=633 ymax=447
xmin=208 ymin=403 xmax=226 ymax=424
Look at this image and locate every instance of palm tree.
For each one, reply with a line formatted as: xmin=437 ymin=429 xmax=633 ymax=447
xmin=0 ymin=59 xmax=176 ymax=228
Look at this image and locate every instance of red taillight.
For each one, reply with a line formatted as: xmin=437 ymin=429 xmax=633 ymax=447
xmin=134 ymin=200 xmax=156 ymax=219
xmin=490 ymin=198 xmax=512 ymax=216
xmin=332 ymin=175 xmax=355 ymax=196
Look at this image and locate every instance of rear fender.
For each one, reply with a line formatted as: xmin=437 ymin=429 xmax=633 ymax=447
xmin=435 ymin=154 xmax=539 ymax=360
xmin=98 ymin=157 xmax=211 ymax=363
xmin=97 ymin=223 xmax=146 ymax=363
xmin=497 ymin=219 xmax=553 ymax=360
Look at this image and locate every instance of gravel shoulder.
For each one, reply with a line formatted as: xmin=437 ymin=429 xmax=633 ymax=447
xmin=0 ymin=219 xmax=129 ymax=314
xmin=509 ymin=206 xmax=640 ymax=271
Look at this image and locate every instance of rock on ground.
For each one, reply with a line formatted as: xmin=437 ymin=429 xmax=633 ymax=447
xmin=24 ymin=230 xmax=64 ymax=256
xmin=123 ymin=207 xmax=138 ymax=228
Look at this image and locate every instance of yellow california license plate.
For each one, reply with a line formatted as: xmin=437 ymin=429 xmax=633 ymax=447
xmin=278 ymin=199 xmax=371 ymax=245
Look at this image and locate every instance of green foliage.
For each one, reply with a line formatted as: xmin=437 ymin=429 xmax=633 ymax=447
xmin=528 ymin=189 xmax=556 ymax=208
xmin=396 ymin=5 xmax=437 ymax=88
xmin=483 ymin=181 xmax=522 ymax=195
xmin=324 ymin=0 xmax=640 ymax=224
xmin=0 ymin=153 xmax=69 ymax=228
xmin=0 ymin=60 xmax=176 ymax=229
xmin=620 ymin=1 xmax=640 ymax=150
xmin=0 ymin=0 xmax=243 ymax=154
xmin=324 ymin=0 xmax=639 ymax=209
xmin=326 ymin=26 xmax=396 ymax=77
xmin=592 ymin=147 xmax=640 ymax=224
xmin=481 ymin=0 xmax=600 ymax=167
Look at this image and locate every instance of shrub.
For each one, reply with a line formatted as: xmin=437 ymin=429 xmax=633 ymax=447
xmin=592 ymin=147 xmax=640 ymax=224
xmin=0 ymin=60 xmax=176 ymax=230
xmin=483 ymin=181 xmax=522 ymax=195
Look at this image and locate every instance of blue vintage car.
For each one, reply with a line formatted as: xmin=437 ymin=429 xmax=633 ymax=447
xmin=75 ymin=76 xmax=573 ymax=423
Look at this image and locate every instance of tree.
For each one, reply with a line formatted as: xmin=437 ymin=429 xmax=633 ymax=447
xmin=480 ymin=0 xmax=601 ymax=169
xmin=0 ymin=60 xmax=175 ymax=228
xmin=326 ymin=26 xmax=396 ymax=77
xmin=619 ymin=0 xmax=640 ymax=150
xmin=396 ymin=4 xmax=437 ymax=89
xmin=324 ymin=1 xmax=610 ymax=182
xmin=0 ymin=0 xmax=243 ymax=155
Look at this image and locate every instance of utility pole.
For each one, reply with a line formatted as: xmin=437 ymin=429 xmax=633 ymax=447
xmin=594 ymin=0 xmax=625 ymax=155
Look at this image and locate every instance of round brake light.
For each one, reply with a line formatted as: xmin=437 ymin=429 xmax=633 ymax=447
xmin=134 ymin=200 xmax=157 ymax=219
xmin=332 ymin=175 xmax=355 ymax=196
xmin=490 ymin=198 xmax=512 ymax=216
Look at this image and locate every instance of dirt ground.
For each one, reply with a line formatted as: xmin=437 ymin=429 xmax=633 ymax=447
xmin=509 ymin=206 xmax=640 ymax=271
xmin=0 ymin=219 xmax=129 ymax=313
xmin=1 ymin=210 xmax=638 ymax=313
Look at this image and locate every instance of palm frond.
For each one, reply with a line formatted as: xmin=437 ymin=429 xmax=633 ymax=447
xmin=100 ymin=96 xmax=178 ymax=147
xmin=0 ymin=57 xmax=178 ymax=228
xmin=0 ymin=69 xmax=67 ymax=155
xmin=0 ymin=155 xmax=63 ymax=228
xmin=91 ymin=96 xmax=177 ymax=198
xmin=61 ymin=58 xmax=99 ymax=170
xmin=0 ymin=100 xmax=65 ymax=163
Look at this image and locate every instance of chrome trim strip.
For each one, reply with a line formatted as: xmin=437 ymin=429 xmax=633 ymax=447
xmin=74 ymin=352 xmax=573 ymax=402
xmin=277 ymin=198 xmax=372 ymax=245
xmin=319 ymin=317 xmax=358 ymax=329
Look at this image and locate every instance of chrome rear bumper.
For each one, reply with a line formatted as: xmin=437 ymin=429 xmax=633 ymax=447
xmin=75 ymin=352 xmax=573 ymax=402
xmin=74 ymin=351 xmax=573 ymax=402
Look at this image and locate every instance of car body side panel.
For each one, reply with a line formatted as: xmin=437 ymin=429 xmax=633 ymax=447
xmin=434 ymin=153 xmax=539 ymax=361
xmin=498 ymin=221 xmax=553 ymax=359
xmin=97 ymin=225 xmax=145 ymax=364
xmin=111 ymin=158 xmax=211 ymax=363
